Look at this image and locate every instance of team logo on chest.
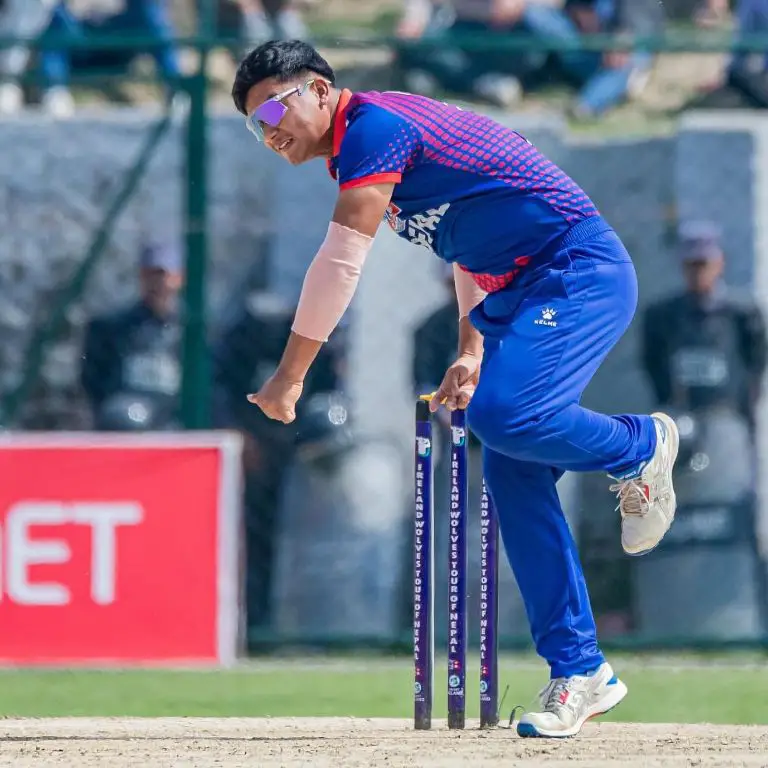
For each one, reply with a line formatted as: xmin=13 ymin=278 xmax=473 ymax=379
xmin=384 ymin=202 xmax=406 ymax=234
xmin=384 ymin=202 xmax=451 ymax=252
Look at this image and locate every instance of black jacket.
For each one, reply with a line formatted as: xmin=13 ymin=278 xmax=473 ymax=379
xmin=641 ymin=289 xmax=767 ymax=419
xmin=211 ymin=294 xmax=344 ymax=442
xmin=80 ymin=301 xmax=182 ymax=417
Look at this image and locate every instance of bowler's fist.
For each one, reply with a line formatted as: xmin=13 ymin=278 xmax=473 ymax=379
xmin=247 ymin=374 xmax=304 ymax=424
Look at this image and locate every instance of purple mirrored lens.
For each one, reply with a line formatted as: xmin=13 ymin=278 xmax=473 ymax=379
xmin=255 ymin=99 xmax=288 ymax=128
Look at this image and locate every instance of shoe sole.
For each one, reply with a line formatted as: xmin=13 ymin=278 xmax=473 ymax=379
xmin=622 ymin=412 xmax=679 ymax=557
xmin=517 ymin=678 xmax=629 ymax=739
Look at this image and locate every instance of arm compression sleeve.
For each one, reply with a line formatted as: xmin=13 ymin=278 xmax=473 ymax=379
xmin=291 ymin=221 xmax=374 ymax=342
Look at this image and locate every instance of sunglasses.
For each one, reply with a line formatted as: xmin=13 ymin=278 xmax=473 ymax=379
xmin=245 ymin=78 xmax=316 ymax=142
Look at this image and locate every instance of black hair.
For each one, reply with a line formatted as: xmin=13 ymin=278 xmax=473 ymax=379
xmin=232 ymin=40 xmax=336 ymax=115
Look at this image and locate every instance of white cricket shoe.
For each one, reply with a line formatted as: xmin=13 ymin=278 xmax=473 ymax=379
xmin=610 ymin=412 xmax=679 ymax=556
xmin=517 ymin=662 xmax=627 ymax=738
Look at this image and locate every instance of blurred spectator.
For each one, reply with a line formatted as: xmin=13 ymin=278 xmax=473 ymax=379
xmin=641 ymin=221 xmax=767 ymax=437
xmin=272 ymin=392 xmax=408 ymax=642
xmin=236 ymin=0 xmax=307 ymax=44
xmin=395 ymin=0 xmax=663 ymax=116
xmin=38 ymin=0 xmax=182 ymax=116
xmin=412 ymin=262 xmax=460 ymax=420
xmin=211 ymin=290 xmax=345 ymax=631
xmin=218 ymin=0 xmax=308 ymax=53
xmin=411 ymin=266 xmax=526 ymax=641
xmin=695 ymin=0 xmax=732 ymax=27
xmin=728 ymin=0 xmax=768 ymax=106
xmin=637 ymin=221 xmax=767 ymax=641
xmin=561 ymin=0 xmax=663 ymax=119
xmin=689 ymin=0 xmax=768 ymax=109
xmin=80 ymin=241 xmax=184 ymax=431
xmin=0 ymin=0 xmax=57 ymax=115
xmin=412 ymin=264 xmax=481 ymax=454
xmin=395 ymin=0 xmax=543 ymax=108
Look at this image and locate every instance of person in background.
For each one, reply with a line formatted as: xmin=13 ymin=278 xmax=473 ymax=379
xmin=689 ymin=0 xmax=768 ymax=110
xmin=0 ymin=0 xmax=58 ymax=115
xmin=412 ymin=263 xmax=459 ymax=414
xmin=728 ymin=0 xmax=768 ymax=107
xmin=395 ymin=0 xmax=663 ymax=116
xmin=395 ymin=0 xmax=564 ymax=108
xmin=38 ymin=0 xmax=182 ymax=116
xmin=641 ymin=221 xmax=767 ymax=437
xmin=695 ymin=0 xmax=731 ymax=27
xmin=231 ymin=0 xmax=308 ymax=47
xmin=80 ymin=241 xmax=184 ymax=431
xmin=272 ymin=391 xmax=408 ymax=643
xmin=211 ymin=290 xmax=345 ymax=632
xmin=551 ymin=0 xmax=663 ymax=119
xmin=411 ymin=263 xmax=467 ymax=473
xmin=412 ymin=263 xmax=500 ymax=640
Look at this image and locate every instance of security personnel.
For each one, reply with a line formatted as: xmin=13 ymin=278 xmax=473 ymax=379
xmin=80 ymin=241 xmax=183 ymax=430
xmin=272 ymin=391 xmax=407 ymax=641
xmin=641 ymin=221 xmax=767 ymax=436
xmin=412 ymin=263 xmax=481 ymax=451
xmin=637 ymin=222 xmax=768 ymax=639
xmin=412 ymin=263 xmax=459 ymax=414
xmin=211 ymin=290 xmax=345 ymax=632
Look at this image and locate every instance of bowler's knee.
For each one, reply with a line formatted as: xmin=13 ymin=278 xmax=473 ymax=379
xmin=468 ymin=390 xmax=545 ymax=450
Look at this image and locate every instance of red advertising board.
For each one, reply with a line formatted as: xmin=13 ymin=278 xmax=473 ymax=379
xmin=0 ymin=432 xmax=242 ymax=666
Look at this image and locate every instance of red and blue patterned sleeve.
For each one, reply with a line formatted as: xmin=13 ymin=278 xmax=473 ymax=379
xmin=337 ymin=104 xmax=422 ymax=191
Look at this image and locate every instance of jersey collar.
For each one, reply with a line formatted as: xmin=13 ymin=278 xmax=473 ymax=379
xmin=327 ymin=88 xmax=353 ymax=180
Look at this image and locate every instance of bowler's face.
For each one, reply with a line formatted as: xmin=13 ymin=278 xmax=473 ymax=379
xmin=244 ymin=77 xmax=332 ymax=165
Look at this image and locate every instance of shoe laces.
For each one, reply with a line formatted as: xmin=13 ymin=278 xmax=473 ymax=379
xmin=609 ymin=478 xmax=650 ymax=518
xmin=538 ymin=676 xmax=587 ymax=718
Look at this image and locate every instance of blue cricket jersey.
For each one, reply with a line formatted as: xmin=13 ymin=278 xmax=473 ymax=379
xmin=327 ymin=90 xmax=602 ymax=293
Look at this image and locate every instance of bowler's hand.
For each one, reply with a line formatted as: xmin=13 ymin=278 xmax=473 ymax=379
xmin=431 ymin=354 xmax=481 ymax=413
xmin=247 ymin=373 xmax=304 ymax=424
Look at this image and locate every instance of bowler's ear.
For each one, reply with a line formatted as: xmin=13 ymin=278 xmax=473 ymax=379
xmin=315 ymin=79 xmax=332 ymax=109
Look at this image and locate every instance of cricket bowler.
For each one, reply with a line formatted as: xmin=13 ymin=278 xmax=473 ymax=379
xmin=231 ymin=40 xmax=679 ymax=738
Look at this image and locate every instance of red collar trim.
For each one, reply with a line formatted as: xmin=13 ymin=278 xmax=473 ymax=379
xmin=332 ymin=89 xmax=353 ymax=158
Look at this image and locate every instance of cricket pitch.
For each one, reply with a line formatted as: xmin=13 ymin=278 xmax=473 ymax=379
xmin=1 ymin=717 xmax=767 ymax=767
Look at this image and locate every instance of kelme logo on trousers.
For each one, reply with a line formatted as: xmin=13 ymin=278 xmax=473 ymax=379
xmin=535 ymin=308 xmax=558 ymax=327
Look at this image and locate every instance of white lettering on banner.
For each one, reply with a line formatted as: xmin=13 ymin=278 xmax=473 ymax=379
xmin=4 ymin=503 xmax=70 ymax=605
xmin=0 ymin=502 xmax=144 ymax=606
xmin=73 ymin=504 xmax=144 ymax=604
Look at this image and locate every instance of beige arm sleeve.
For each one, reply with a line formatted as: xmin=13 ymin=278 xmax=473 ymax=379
xmin=291 ymin=222 xmax=374 ymax=342
xmin=453 ymin=263 xmax=487 ymax=318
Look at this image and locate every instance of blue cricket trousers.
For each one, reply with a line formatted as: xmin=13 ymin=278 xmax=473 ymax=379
xmin=466 ymin=216 xmax=657 ymax=679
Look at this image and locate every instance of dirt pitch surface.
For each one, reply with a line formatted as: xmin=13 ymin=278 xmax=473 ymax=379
xmin=1 ymin=718 xmax=767 ymax=767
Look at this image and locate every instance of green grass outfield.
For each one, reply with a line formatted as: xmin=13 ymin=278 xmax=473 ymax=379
xmin=0 ymin=654 xmax=766 ymax=723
